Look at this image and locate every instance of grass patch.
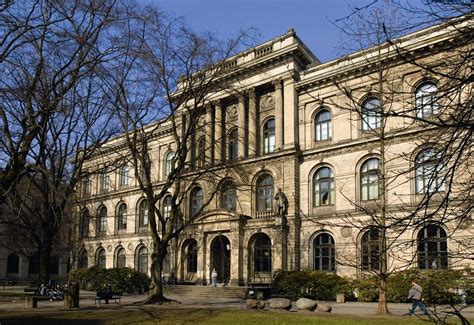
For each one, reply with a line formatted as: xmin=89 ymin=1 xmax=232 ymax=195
xmin=0 ymin=307 xmax=465 ymax=325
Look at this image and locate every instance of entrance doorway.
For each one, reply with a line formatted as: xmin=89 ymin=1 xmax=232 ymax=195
xmin=210 ymin=235 xmax=231 ymax=284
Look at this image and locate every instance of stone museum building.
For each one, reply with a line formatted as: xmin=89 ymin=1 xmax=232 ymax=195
xmin=68 ymin=17 xmax=471 ymax=286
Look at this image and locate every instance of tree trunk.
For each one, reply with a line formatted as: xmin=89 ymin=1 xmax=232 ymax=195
xmin=38 ymin=247 xmax=51 ymax=285
xmin=144 ymin=246 xmax=173 ymax=304
xmin=377 ymin=277 xmax=389 ymax=314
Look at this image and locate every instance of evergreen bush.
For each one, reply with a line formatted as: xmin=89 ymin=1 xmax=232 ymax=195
xmin=68 ymin=266 xmax=150 ymax=294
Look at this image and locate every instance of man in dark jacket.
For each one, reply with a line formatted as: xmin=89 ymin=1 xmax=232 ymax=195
xmin=408 ymin=280 xmax=427 ymax=315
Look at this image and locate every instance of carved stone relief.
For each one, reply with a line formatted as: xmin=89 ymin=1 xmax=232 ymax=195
xmin=341 ymin=227 xmax=352 ymax=238
xmin=259 ymin=93 xmax=274 ymax=111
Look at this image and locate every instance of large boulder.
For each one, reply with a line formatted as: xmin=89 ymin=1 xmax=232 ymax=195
xmin=296 ymin=298 xmax=317 ymax=311
xmin=317 ymin=303 xmax=332 ymax=312
xmin=246 ymin=299 xmax=265 ymax=309
xmin=256 ymin=300 xmax=265 ymax=309
xmin=246 ymin=299 xmax=258 ymax=309
xmin=268 ymin=298 xmax=291 ymax=310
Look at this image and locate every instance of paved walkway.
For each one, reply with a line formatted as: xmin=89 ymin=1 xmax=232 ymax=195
xmin=0 ymin=286 xmax=472 ymax=319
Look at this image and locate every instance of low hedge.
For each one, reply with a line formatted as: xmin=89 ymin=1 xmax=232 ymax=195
xmin=271 ymin=268 xmax=473 ymax=304
xmin=68 ymin=266 xmax=150 ymax=294
xmin=271 ymin=269 xmax=354 ymax=301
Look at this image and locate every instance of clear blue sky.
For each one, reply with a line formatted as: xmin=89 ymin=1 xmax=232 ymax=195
xmin=148 ymin=0 xmax=430 ymax=63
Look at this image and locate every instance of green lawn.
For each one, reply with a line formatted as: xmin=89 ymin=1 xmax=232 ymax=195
xmin=0 ymin=307 xmax=464 ymax=325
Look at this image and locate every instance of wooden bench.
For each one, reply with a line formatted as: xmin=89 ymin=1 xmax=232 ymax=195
xmin=95 ymin=295 xmax=121 ymax=304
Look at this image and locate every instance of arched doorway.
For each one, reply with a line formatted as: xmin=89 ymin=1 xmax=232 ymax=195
xmin=248 ymin=233 xmax=272 ymax=284
xmin=181 ymin=238 xmax=198 ymax=282
xmin=210 ymin=235 xmax=231 ymax=285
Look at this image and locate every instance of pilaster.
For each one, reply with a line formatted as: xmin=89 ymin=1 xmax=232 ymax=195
xmin=248 ymin=89 xmax=257 ymax=157
xmin=214 ymin=101 xmax=223 ymax=164
xmin=205 ymin=105 xmax=214 ymax=165
xmin=237 ymin=94 xmax=246 ymax=159
xmin=283 ymin=76 xmax=298 ymax=149
xmin=274 ymin=79 xmax=283 ymax=150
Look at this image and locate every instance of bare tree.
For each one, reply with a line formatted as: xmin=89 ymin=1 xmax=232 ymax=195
xmin=0 ymin=0 xmax=121 ymax=283
xmin=303 ymin=0 xmax=473 ymax=316
xmin=97 ymin=5 xmax=254 ymax=303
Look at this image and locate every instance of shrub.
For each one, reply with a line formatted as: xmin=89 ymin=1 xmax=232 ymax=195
xmin=352 ymin=277 xmax=378 ymax=302
xmin=271 ymin=269 xmax=311 ymax=300
xmin=270 ymin=268 xmax=473 ymax=304
xmin=68 ymin=266 xmax=150 ymax=294
xmin=271 ymin=269 xmax=351 ymax=301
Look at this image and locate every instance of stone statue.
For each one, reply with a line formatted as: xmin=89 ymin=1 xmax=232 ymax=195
xmin=274 ymin=188 xmax=288 ymax=217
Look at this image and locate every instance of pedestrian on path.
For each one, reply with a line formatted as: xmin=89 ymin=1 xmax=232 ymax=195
xmin=408 ymin=280 xmax=427 ymax=316
xmin=211 ymin=268 xmax=218 ymax=287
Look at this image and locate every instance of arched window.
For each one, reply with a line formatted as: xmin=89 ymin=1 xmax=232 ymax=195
xmin=313 ymin=233 xmax=336 ymax=272
xmin=162 ymin=195 xmax=172 ymax=220
xmin=96 ymin=248 xmax=106 ymax=268
xmin=256 ymin=174 xmax=274 ymax=212
xmin=190 ymin=187 xmax=203 ymax=218
xmin=137 ymin=246 xmax=148 ymax=273
xmin=220 ymin=180 xmax=236 ymax=211
xmin=416 ymin=82 xmax=438 ymax=118
xmin=116 ymin=247 xmax=126 ymax=268
xmin=315 ymin=110 xmax=332 ymax=141
xmin=197 ymin=137 xmax=206 ymax=168
xmin=361 ymin=158 xmax=380 ymax=201
xmin=138 ymin=199 xmax=149 ymax=228
xmin=6 ymin=253 xmax=19 ymax=274
xmin=263 ymin=118 xmax=276 ymax=154
xmin=415 ymin=148 xmax=445 ymax=194
xmin=313 ymin=167 xmax=334 ymax=206
xmin=361 ymin=227 xmax=381 ymax=271
xmin=79 ymin=250 xmax=88 ymax=269
xmin=117 ymin=203 xmax=127 ymax=231
xmin=164 ymin=151 xmax=175 ymax=178
xmin=97 ymin=206 xmax=107 ymax=234
xmin=417 ymin=224 xmax=448 ymax=269
xmin=119 ymin=163 xmax=129 ymax=187
xmin=361 ymin=97 xmax=381 ymax=131
xmin=186 ymin=240 xmax=198 ymax=273
xmin=228 ymin=128 xmax=238 ymax=161
xmin=254 ymin=234 xmax=272 ymax=273
xmin=80 ymin=209 xmax=89 ymax=239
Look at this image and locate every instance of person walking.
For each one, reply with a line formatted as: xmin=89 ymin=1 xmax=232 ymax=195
xmin=408 ymin=280 xmax=428 ymax=316
xmin=211 ymin=268 xmax=218 ymax=287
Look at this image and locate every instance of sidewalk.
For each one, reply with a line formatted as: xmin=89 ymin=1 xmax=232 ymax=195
xmin=0 ymin=287 xmax=472 ymax=319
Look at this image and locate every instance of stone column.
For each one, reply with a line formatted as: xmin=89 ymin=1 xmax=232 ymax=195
xmin=248 ymin=89 xmax=257 ymax=157
xmin=237 ymin=94 xmax=246 ymax=159
xmin=197 ymin=234 xmax=206 ymax=285
xmin=229 ymin=234 xmax=240 ymax=286
xmin=283 ymin=76 xmax=297 ymax=149
xmin=214 ymin=101 xmax=223 ymax=164
xmin=205 ymin=105 xmax=214 ymax=165
xmin=274 ymin=79 xmax=284 ymax=150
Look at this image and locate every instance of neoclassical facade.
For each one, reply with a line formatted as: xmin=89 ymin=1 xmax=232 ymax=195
xmin=74 ymin=19 xmax=472 ymax=286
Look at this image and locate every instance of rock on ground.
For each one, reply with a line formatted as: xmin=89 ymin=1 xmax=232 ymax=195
xmin=268 ymin=298 xmax=291 ymax=310
xmin=317 ymin=303 xmax=332 ymax=312
xmin=296 ymin=298 xmax=317 ymax=311
xmin=246 ymin=299 xmax=265 ymax=309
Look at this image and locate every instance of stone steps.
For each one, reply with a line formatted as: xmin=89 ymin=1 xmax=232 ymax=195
xmin=164 ymin=285 xmax=247 ymax=299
